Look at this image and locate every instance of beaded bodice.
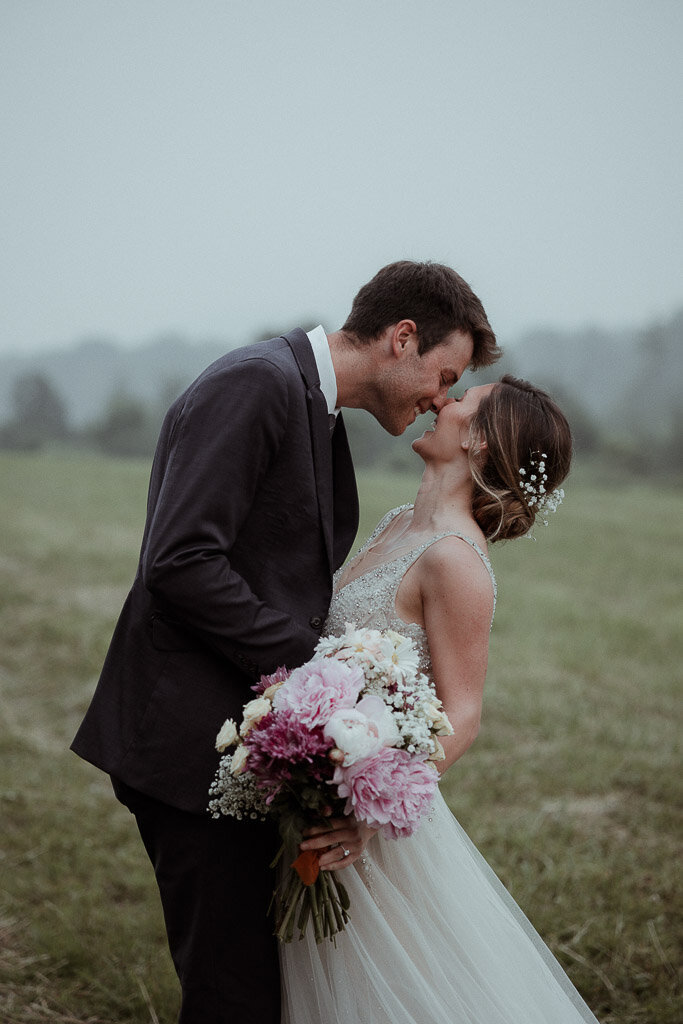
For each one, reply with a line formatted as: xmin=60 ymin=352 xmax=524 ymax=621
xmin=324 ymin=505 xmax=497 ymax=677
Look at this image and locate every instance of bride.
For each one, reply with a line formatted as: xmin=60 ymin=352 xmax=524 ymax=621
xmin=280 ymin=375 xmax=601 ymax=1023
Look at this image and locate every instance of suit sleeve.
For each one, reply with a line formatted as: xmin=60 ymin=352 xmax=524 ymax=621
xmin=141 ymin=356 xmax=320 ymax=675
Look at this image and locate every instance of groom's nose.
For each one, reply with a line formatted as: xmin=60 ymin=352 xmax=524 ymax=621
xmin=430 ymin=387 xmax=452 ymax=412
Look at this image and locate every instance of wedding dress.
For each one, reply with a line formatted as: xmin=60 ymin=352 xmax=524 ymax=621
xmin=280 ymin=507 xmax=601 ymax=1024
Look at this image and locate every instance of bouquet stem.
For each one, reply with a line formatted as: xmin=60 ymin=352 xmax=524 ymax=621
xmin=270 ymin=843 xmax=351 ymax=944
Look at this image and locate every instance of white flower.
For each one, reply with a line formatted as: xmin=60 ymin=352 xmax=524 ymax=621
xmin=316 ymin=623 xmax=388 ymax=670
xmin=262 ymin=681 xmax=284 ymax=701
xmin=383 ymin=631 xmax=421 ymax=680
xmin=239 ymin=697 xmax=272 ymax=737
xmin=324 ymin=709 xmax=383 ymax=765
xmin=230 ymin=744 xmax=250 ymax=775
xmin=357 ymin=695 xmax=401 ymax=746
xmin=313 ymin=624 xmax=447 ymax=757
xmin=215 ymin=718 xmax=238 ymax=752
xmin=429 ymin=738 xmax=446 ymax=761
xmin=518 ymin=452 xmax=565 ymax=528
xmin=324 ymin=695 xmax=399 ymax=766
xmin=208 ymin=758 xmax=268 ymax=821
xmin=424 ymin=702 xmax=454 ymax=736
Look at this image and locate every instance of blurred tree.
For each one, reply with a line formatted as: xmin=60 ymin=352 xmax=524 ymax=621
xmin=547 ymin=386 xmax=601 ymax=455
xmin=156 ymin=375 xmax=186 ymax=415
xmin=0 ymin=372 xmax=70 ymax=449
xmin=663 ymin=406 xmax=683 ymax=476
xmin=87 ymin=389 xmax=159 ymax=458
xmin=85 ymin=377 xmax=190 ymax=458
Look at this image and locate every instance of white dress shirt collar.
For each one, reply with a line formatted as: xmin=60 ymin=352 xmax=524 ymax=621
xmin=306 ymin=325 xmax=338 ymax=417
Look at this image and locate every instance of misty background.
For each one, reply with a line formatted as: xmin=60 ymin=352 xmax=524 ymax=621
xmin=1 ymin=1 xmax=681 ymax=476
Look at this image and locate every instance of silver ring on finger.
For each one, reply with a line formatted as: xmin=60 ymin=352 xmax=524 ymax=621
xmin=342 ymin=847 xmax=350 ymax=858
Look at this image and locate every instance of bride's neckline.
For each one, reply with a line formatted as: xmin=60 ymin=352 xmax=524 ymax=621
xmin=336 ymin=505 xmax=489 ymax=595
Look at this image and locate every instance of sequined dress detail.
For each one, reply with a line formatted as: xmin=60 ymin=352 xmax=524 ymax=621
xmin=326 ymin=505 xmax=496 ymax=677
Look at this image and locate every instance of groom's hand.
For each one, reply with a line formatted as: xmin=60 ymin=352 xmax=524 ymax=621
xmin=299 ymin=816 xmax=377 ymax=871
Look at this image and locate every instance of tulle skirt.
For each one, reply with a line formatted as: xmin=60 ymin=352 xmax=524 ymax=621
xmin=280 ymin=790 xmax=600 ymax=1024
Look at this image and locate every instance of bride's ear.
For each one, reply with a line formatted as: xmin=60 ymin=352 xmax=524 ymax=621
xmin=461 ymin=436 xmax=487 ymax=454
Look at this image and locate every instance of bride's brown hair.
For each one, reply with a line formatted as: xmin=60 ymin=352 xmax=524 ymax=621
xmin=468 ymin=375 xmax=572 ymax=541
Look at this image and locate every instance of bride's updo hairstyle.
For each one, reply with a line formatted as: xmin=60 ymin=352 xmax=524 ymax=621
xmin=467 ymin=375 xmax=572 ymax=541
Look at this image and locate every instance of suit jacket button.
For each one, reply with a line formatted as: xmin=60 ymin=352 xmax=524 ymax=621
xmin=309 ymin=616 xmax=323 ymax=630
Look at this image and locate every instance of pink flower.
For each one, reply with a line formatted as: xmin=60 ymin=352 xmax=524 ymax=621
xmin=333 ymin=748 xmax=438 ymax=839
xmin=244 ymin=709 xmax=331 ymax=794
xmin=252 ymin=665 xmax=290 ymax=694
xmin=273 ymin=658 xmax=364 ymax=729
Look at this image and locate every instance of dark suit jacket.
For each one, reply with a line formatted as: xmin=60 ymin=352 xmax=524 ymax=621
xmin=71 ymin=329 xmax=359 ymax=813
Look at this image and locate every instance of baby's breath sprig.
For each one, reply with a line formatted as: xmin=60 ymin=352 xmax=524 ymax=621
xmin=518 ymin=451 xmax=565 ymax=528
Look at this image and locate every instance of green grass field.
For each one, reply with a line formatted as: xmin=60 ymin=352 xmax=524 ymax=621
xmin=0 ymin=452 xmax=681 ymax=1023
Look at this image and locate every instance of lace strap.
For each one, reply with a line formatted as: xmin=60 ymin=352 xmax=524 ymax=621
xmin=356 ymin=504 xmax=412 ymax=556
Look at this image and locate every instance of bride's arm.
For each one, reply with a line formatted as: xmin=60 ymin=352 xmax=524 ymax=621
xmin=416 ymin=538 xmax=494 ymax=773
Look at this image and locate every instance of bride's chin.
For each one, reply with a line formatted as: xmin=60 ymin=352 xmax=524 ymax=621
xmin=413 ymin=426 xmax=434 ymax=444
xmin=411 ymin=433 xmax=431 ymax=455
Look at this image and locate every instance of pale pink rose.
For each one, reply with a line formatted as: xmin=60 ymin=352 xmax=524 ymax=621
xmin=272 ymin=658 xmax=364 ymax=728
xmin=324 ymin=695 xmax=400 ymax=765
xmin=230 ymin=744 xmax=250 ymax=775
xmin=425 ymin=702 xmax=454 ymax=736
xmin=262 ymin=680 xmax=285 ymax=701
xmin=428 ymin=738 xmax=446 ymax=761
xmin=239 ymin=697 xmax=272 ymax=736
xmin=215 ymin=718 xmax=238 ymax=752
xmin=333 ymin=747 xmax=438 ymax=838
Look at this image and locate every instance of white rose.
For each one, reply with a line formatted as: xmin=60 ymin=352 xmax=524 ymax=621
xmin=428 ymin=738 xmax=446 ymax=761
xmin=262 ymin=681 xmax=284 ymax=701
xmin=215 ymin=718 xmax=238 ymax=752
xmin=230 ymin=744 xmax=250 ymax=775
xmin=239 ymin=697 xmax=271 ymax=737
xmin=425 ymin=703 xmax=454 ymax=736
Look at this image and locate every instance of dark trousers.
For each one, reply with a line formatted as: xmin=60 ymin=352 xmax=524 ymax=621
xmin=112 ymin=778 xmax=281 ymax=1024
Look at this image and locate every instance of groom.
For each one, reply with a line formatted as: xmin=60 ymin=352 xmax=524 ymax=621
xmin=71 ymin=260 xmax=499 ymax=1023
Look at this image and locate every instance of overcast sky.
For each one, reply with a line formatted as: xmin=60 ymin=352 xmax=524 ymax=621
xmin=1 ymin=0 xmax=681 ymax=355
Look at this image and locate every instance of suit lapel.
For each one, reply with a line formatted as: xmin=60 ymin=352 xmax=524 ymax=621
xmin=283 ymin=329 xmax=337 ymax=571
xmin=331 ymin=414 xmax=359 ymax=568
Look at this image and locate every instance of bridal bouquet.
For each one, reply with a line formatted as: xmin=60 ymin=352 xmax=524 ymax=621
xmin=208 ymin=623 xmax=453 ymax=944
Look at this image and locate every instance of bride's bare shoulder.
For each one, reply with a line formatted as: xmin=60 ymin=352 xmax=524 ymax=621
xmin=416 ymin=535 xmax=494 ymax=608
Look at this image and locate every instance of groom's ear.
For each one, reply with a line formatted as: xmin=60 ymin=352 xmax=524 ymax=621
xmin=390 ymin=320 xmax=419 ymax=358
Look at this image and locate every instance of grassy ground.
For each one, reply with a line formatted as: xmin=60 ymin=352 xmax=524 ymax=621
xmin=0 ymin=452 xmax=680 ymax=1022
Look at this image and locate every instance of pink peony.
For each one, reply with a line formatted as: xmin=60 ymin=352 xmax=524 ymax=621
xmin=333 ymin=748 xmax=438 ymax=839
xmin=273 ymin=657 xmax=364 ymax=729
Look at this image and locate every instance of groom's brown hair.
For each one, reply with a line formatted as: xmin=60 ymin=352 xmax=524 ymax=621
xmin=342 ymin=260 xmax=500 ymax=368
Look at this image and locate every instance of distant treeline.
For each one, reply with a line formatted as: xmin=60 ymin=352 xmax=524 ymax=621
xmin=1 ymin=365 xmax=680 ymax=484
xmin=1 ymin=308 xmax=681 ymax=481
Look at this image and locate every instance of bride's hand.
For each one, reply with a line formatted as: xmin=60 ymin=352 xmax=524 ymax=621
xmin=299 ymin=816 xmax=377 ymax=871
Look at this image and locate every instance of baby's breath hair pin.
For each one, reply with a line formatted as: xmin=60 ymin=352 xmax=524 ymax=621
xmin=518 ymin=451 xmax=565 ymax=530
